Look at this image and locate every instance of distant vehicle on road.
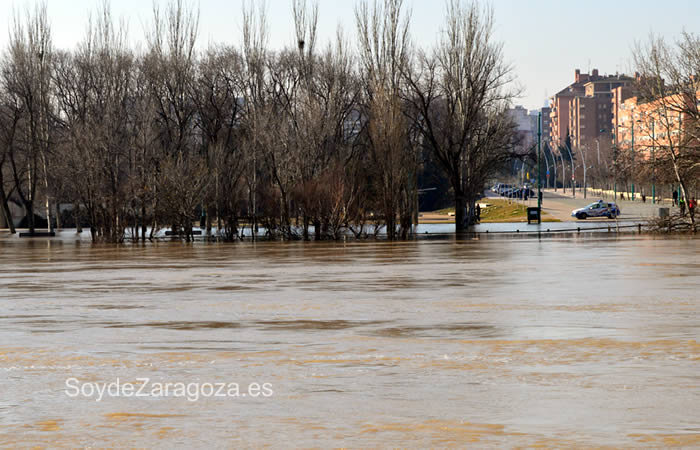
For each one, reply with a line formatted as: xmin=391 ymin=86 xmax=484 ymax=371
xmin=500 ymin=187 xmax=514 ymax=196
xmin=572 ymin=201 xmax=620 ymax=220
xmin=510 ymin=187 xmax=535 ymax=199
xmin=493 ymin=183 xmax=513 ymax=195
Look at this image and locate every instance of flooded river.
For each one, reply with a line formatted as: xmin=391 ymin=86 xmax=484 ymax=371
xmin=1 ymin=234 xmax=699 ymax=447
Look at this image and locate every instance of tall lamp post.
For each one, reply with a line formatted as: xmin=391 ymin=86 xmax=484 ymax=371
xmin=595 ymin=128 xmax=605 ymax=195
xmin=612 ymin=129 xmax=617 ymax=201
xmin=564 ymin=142 xmax=575 ymax=198
xmin=537 ymin=112 xmax=542 ymax=213
xmin=634 ymin=118 xmax=650 ymax=202
xmin=558 ymin=149 xmax=566 ymax=193
xmin=578 ymin=145 xmax=588 ymax=199
xmin=651 ymin=117 xmax=656 ymax=204
xmin=631 ymin=119 xmax=635 ymax=201
xmin=543 ymin=145 xmax=553 ymax=189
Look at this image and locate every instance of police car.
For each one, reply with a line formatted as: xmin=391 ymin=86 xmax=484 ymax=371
xmin=571 ymin=200 xmax=620 ymax=220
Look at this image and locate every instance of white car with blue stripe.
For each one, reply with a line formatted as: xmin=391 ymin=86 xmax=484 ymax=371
xmin=572 ymin=201 xmax=620 ymax=220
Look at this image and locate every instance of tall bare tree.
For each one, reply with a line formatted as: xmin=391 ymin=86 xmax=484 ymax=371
xmin=355 ymin=0 xmax=417 ymax=239
xmin=633 ymin=33 xmax=700 ymax=225
xmin=193 ymin=45 xmax=247 ymax=240
xmin=53 ymin=1 xmax=135 ymax=242
xmin=301 ymin=33 xmax=362 ymax=240
xmin=2 ymin=2 xmax=54 ymax=233
xmin=0 ymin=90 xmax=21 ymax=233
xmin=239 ymin=0 xmax=270 ymax=239
xmin=144 ymin=0 xmax=205 ymax=240
xmin=405 ymin=0 xmax=518 ymax=231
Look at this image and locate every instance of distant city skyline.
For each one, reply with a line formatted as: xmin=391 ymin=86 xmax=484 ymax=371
xmin=1 ymin=0 xmax=698 ymax=110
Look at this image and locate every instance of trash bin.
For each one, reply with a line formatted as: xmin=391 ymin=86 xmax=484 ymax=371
xmin=527 ymin=207 xmax=541 ymax=224
xmin=659 ymin=207 xmax=669 ymax=218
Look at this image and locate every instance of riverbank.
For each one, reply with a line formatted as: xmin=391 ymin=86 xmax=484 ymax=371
xmin=488 ymin=189 xmax=675 ymax=222
xmin=420 ymin=198 xmax=560 ymax=224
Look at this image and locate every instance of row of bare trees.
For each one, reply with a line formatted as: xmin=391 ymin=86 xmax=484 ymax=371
xmin=631 ymin=33 xmax=700 ymax=226
xmin=0 ymin=0 xmax=519 ymax=242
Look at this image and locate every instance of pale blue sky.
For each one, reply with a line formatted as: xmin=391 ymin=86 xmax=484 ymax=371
xmin=1 ymin=0 xmax=698 ymax=110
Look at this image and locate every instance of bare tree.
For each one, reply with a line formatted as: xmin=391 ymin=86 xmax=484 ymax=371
xmin=355 ymin=0 xmax=417 ymax=240
xmin=404 ymin=0 xmax=518 ymax=231
xmin=240 ymin=0 xmax=270 ymax=239
xmin=193 ymin=45 xmax=247 ymax=240
xmin=0 ymin=91 xmax=21 ymax=233
xmin=144 ymin=0 xmax=204 ymax=239
xmin=633 ymin=33 xmax=700 ymax=225
xmin=302 ymin=33 xmax=362 ymax=240
xmin=53 ymin=1 xmax=135 ymax=242
xmin=1 ymin=2 xmax=54 ymax=233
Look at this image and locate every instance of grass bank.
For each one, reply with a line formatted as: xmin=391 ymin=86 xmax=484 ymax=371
xmin=426 ymin=199 xmax=560 ymax=223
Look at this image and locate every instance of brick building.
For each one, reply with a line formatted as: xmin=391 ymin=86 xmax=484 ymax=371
xmin=549 ymin=73 xmax=585 ymax=149
xmin=550 ymin=69 xmax=632 ymax=150
xmin=547 ymin=69 xmax=635 ymax=187
xmin=616 ymin=90 xmax=699 ymax=162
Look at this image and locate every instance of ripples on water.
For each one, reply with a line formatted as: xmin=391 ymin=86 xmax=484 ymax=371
xmin=0 ymin=233 xmax=699 ymax=447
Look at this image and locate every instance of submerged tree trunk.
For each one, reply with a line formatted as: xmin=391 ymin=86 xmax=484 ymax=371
xmin=55 ymin=202 xmax=61 ymax=230
xmin=140 ymin=205 xmax=147 ymax=241
xmin=74 ymin=203 xmax=82 ymax=233
xmin=454 ymin=194 xmax=467 ymax=232
xmin=678 ymin=178 xmax=695 ymax=226
xmin=25 ymin=199 xmax=35 ymax=233
xmin=313 ymin=218 xmax=321 ymax=240
xmin=0 ymin=184 xmax=16 ymax=234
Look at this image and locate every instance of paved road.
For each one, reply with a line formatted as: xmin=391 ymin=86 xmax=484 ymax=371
xmin=490 ymin=189 xmax=674 ymax=222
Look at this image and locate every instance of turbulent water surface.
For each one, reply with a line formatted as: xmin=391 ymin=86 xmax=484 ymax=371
xmin=0 ymin=233 xmax=699 ymax=447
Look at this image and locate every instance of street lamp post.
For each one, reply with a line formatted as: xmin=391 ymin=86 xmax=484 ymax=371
xmin=578 ymin=145 xmax=588 ymax=199
xmin=549 ymin=150 xmax=557 ymax=191
xmin=612 ymin=127 xmax=618 ymax=201
xmin=564 ymin=142 xmax=575 ymax=198
xmin=651 ymin=118 xmax=656 ymax=204
xmin=543 ymin=145 xmax=552 ymax=189
xmin=631 ymin=119 xmax=635 ymax=201
xmin=594 ymin=139 xmax=601 ymax=194
xmin=559 ymin=149 xmax=566 ymax=193
xmin=537 ymin=112 xmax=542 ymax=213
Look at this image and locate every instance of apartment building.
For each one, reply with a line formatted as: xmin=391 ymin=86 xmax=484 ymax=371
xmin=549 ymin=69 xmax=633 ymax=152
xmin=616 ymin=90 xmax=699 ymax=161
xmin=611 ymin=85 xmax=636 ymax=147
xmin=540 ymin=106 xmax=551 ymax=149
xmin=548 ymin=69 xmax=590 ymax=149
xmin=507 ymin=105 xmax=537 ymax=149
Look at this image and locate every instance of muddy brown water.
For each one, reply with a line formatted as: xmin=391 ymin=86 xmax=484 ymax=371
xmin=0 ymin=234 xmax=699 ymax=447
